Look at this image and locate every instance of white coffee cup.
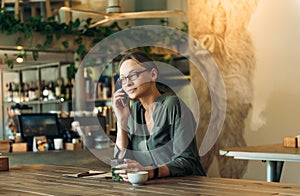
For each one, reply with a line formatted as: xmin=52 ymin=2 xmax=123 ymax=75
xmin=54 ymin=138 xmax=63 ymax=150
xmin=127 ymin=171 xmax=149 ymax=186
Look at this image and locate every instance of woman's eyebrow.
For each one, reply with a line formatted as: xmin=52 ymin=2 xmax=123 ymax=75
xmin=120 ymin=69 xmax=144 ymax=76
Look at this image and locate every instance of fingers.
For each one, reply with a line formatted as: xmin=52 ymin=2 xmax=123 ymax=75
xmin=113 ymin=89 xmax=126 ymax=105
xmin=115 ymin=159 xmax=143 ymax=174
xmin=124 ymin=159 xmax=140 ymax=169
xmin=115 ymin=159 xmax=141 ymax=171
xmin=119 ymin=173 xmax=129 ymax=182
xmin=114 ymin=159 xmax=143 ymax=182
xmin=124 ymin=159 xmax=136 ymax=163
xmin=114 ymin=169 xmax=129 ymax=181
xmin=115 ymin=163 xmax=127 ymax=169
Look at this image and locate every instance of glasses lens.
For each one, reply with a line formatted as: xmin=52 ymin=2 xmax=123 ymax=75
xmin=118 ymin=69 xmax=147 ymax=85
xmin=127 ymin=72 xmax=138 ymax=81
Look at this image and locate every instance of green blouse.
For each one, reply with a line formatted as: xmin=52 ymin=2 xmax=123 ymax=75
xmin=115 ymin=93 xmax=205 ymax=177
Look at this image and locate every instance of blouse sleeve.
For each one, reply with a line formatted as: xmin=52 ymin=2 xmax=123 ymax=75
xmin=164 ymin=97 xmax=205 ymax=176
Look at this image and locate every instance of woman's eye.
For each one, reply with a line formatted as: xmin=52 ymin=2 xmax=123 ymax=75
xmin=128 ymin=73 xmax=138 ymax=79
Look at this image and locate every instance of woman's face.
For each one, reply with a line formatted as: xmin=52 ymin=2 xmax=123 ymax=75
xmin=119 ymin=59 xmax=154 ymax=100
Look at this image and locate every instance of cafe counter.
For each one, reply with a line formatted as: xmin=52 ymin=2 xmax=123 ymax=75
xmin=0 ymin=149 xmax=110 ymax=168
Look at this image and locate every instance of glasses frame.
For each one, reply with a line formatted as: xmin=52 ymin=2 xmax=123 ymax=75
xmin=118 ymin=69 xmax=149 ymax=85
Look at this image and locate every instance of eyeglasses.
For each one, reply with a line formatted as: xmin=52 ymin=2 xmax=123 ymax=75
xmin=118 ymin=69 xmax=148 ymax=85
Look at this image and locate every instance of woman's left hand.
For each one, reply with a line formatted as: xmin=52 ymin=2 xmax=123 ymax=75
xmin=114 ymin=159 xmax=146 ymax=182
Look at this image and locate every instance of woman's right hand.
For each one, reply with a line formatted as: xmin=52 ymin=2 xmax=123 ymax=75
xmin=112 ymin=88 xmax=130 ymax=128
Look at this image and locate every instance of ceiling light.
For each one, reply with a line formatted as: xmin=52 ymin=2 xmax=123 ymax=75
xmin=16 ymin=46 xmax=23 ymax=50
xmin=16 ymin=55 xmax=24 ymax=63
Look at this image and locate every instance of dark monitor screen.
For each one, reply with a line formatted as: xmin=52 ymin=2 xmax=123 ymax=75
xmin=18 ymin=113 xmax=61 ymax=138
xmin=59 ymin=117 xmax=74 ymax=132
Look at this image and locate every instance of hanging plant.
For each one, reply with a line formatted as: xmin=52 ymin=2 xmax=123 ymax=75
xmin=3 ymin=53 xmax=13 ymax=69
xmin=0 ymin=9 xmax=122 ymax=69
xmin=1 ymin=8 xmax=188 ymax=69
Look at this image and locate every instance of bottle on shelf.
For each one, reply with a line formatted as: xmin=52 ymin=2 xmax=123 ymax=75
xmin=20 ymin=82 xmax=26 ymax=102
xmin=34 ymin=81 xmax=39 ymax=101
xmin=55 ymin=78 xmax=62 ymax=100
xmin=60 ymin=77 xmax=66 ymax=101
xmin=102 ymin=76 xmax=111 ymax=99
xmin=85 ymin=68 xmax=93 ymax=100
xmin=12 ymin=82 xmax=20 ymax=103
xmin=40 ymin=80 xmax=46 ymax=101
xmin=71 ymin=78 xmax=75 ymax=101
xmin=41 ymin=80 xmax=45 ymax=93
xmin=7 ymin=83 xmax=13 ymax=102
xmin=96 ymin=81 xmax=103 ymax=100
xmin=65 ymin=78 xmax=72 ymax=101
xmin=28 ymin=81 xmax=35 ymax=101
xmin=42 ymin=86 xmax=49 ymax=101
xmin=48 ymin=81 xmax=56 ymax=100
xmin=23 ymin=83 xmax=29 ymax=102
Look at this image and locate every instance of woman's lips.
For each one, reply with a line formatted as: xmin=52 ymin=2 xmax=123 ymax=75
xmin=127 ymin=88 xmax=136 ymax=94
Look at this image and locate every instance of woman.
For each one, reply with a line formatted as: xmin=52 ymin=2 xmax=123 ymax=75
xmin=113 ymin=51 xmax=205 ymax=181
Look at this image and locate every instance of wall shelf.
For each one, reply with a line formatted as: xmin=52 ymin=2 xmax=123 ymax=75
xmin=0 ymin=61 xmax=72 ymax=139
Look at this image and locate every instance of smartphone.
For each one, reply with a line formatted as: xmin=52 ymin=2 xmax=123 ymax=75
xmin=115 ymin=80 xmax=128 ymax=106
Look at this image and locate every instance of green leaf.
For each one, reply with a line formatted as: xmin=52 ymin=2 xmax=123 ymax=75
xmin=35 ymin=44 xmax=44 ymax=50
xmin=75 ymin=37 xmax=83 ymax=45
xmin=76 ymin=44 xmax=86 ymax=57
xmin=73 ymin=19 xmax=81 ymax=28
xmin=32 ymin=51 xmax=39 ymax=61
xmin=62 ymin=41 xmax=69 ymax=49
xmin=7 ymin=60 xmax=14 ymax=69
xmin=20 ymin=50 xmax=26 ymax=55
xmin=67 ymin=63 xmax=77 ymax=79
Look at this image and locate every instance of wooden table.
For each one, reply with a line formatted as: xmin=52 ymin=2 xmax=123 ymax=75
xmin=1 ymin=164 xmax=300 ymax=195
xmin=219 ymin=143 xmax=300 ymax=182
